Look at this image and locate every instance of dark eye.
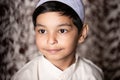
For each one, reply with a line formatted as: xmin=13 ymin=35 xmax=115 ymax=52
xmin=38 ymin=29 xmax=47 ymax=34
xmin=59 ymin=29 xmax=67 ymax=33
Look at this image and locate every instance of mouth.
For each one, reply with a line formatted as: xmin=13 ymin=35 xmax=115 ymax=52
xmin=45 ymin=48 xmax=63 ymax=54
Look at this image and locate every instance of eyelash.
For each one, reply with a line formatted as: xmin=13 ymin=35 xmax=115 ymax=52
xmin=59 ymin=29 xmax=68 ymax=33
xmin=38 ymin=29 xmax=68 ymax=34
xmin=38 ymin=29 xmax=47 ymax=34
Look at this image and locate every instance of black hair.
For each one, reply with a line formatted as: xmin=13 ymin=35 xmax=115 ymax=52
xmin=32 ymin=1 xmax=83 ymax=34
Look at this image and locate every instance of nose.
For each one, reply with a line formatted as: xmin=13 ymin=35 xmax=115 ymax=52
xmin=47 ymin=33 xmax=58 ymax=45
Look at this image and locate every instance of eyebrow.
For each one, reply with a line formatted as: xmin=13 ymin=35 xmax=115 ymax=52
xmin=36 ymin=24 xmax=46 ymax=27
xmin=36 ymin=23 xmax=72 ymax=28
xmin=58 ymin=23 xmax=72 ymax=27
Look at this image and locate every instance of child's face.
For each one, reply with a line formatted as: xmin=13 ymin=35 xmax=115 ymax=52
xmin=35 ymin=12 xmax=81 ymax=62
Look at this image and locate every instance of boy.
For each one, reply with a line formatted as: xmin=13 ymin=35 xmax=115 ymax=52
xmin=12 ymin=0 xmax=104 ymax=80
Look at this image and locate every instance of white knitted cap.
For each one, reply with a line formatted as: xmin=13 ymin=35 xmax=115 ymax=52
xmin=36 ymin=0 xmax=85 ymax=22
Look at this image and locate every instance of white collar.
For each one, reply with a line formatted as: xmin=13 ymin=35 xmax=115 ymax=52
xmin=39 ymin=52 xmax=80 ymax=80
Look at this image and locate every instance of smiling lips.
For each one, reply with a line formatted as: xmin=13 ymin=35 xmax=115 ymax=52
xmin=45 ymin=48 xmax=63 ymax=54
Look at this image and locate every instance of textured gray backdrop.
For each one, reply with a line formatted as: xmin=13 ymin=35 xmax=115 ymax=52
xmin=0 ymin=0 xmax=120 ymax=80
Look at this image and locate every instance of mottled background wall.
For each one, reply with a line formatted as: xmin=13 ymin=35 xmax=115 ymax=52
xmin=0 ymin=0 xmax=120 ymax=80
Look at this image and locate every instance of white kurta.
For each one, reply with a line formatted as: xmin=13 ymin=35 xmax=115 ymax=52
xmin=12 ymin=53 xmax=104 ymax=80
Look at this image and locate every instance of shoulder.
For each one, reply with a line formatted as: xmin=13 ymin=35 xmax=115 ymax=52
xmin=80 ymin=58 xmax=103 ymax=73
xmin=11 ymin=56 xmax=42 ymax=80
xmin=77 ymin=57 xmax=104 ymax=80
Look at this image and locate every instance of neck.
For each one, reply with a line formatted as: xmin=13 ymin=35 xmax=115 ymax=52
xmin=49 ymin=54 xmax=76 ymax=71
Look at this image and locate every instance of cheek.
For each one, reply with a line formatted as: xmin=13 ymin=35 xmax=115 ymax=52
xmin=35 ymin=37 xmax=41 ymax=49
xmin=60 ymin=35 xmax=78 ymax=48
xmin=35 ymin=35 xmax=45 ymax=49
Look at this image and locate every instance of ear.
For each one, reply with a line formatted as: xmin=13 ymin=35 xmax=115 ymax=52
xmin=78 ymin=24 xmax=89 ymax=43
